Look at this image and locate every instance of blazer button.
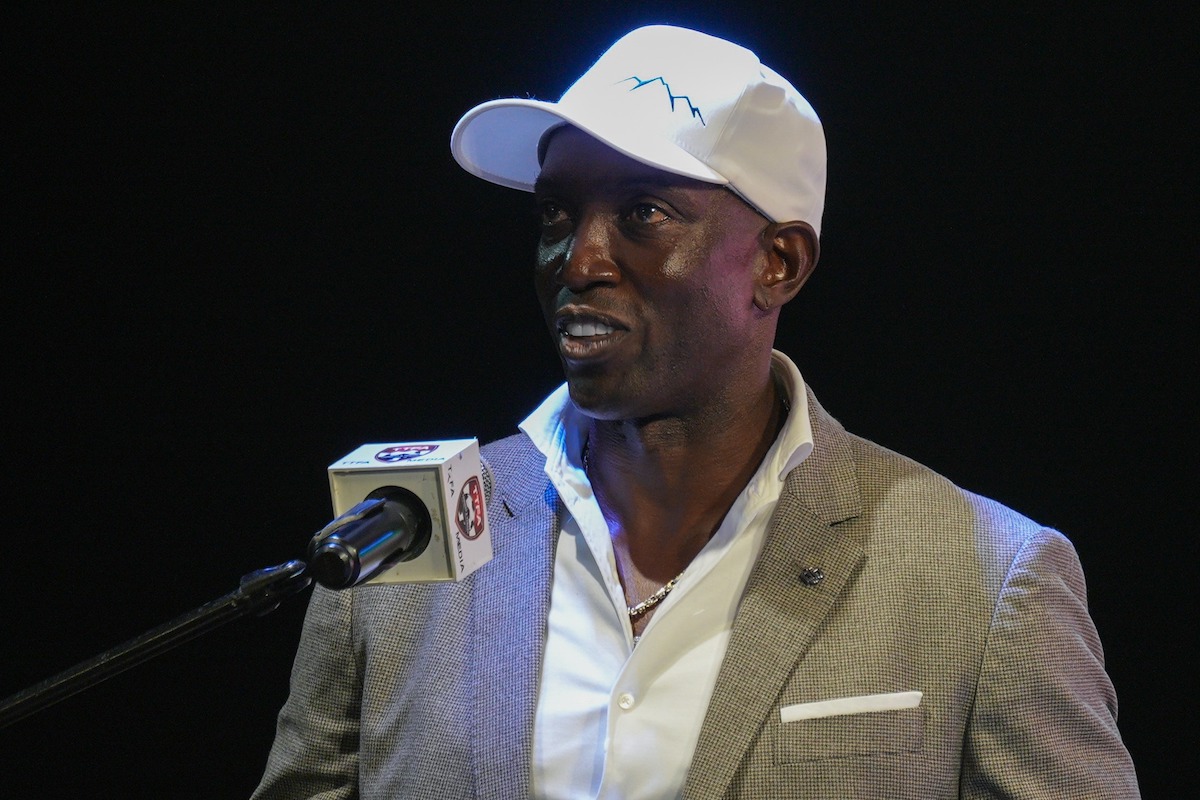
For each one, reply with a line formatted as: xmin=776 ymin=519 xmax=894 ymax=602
xmin=799 ymin=567 xmax=824 ymax=586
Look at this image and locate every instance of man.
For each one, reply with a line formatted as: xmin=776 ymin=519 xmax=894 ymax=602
xmin=253 ymin=25 xmax=1139 ymax=799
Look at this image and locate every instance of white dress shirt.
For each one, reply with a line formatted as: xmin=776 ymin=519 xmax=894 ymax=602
xmin=521 ymin=351 xmax=814 ymax=800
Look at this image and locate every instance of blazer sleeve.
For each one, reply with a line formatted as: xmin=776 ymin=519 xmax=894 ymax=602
xmin=251 ymin=586 xmax=362 ymax=800
xmin=960 ymin=528 xmax=1140 ymax=798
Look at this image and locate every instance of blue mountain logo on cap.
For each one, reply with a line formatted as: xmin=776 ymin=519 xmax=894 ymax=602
xmin=620 ymin=76 xmax=705 ymax=126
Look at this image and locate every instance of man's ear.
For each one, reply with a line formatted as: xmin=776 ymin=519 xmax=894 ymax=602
xmin=753 ymin=221 xmax=819 ymax=311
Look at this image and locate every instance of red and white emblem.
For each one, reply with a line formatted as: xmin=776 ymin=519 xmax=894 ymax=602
xmin=455 ymin=476 xmax=486 ymax=540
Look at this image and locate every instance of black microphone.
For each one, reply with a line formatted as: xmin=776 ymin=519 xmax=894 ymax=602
xmin=306 ymin=440 xmax=493 ymax=590
xmin=306 ymin=486 xmax=432 ymax=590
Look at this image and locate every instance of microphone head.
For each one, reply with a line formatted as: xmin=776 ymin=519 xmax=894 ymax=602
xmin=307 ymin=542 xmax=358 ymax=589
xmin=305 ymin=487 xmax=431 ymax=590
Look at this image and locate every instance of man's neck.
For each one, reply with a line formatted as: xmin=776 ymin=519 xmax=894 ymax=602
xmin=584 ymin=375 xmax=787 ymax=581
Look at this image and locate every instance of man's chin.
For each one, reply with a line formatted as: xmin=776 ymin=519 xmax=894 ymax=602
xmin=565 ymin=378 xmax=633 ymax=421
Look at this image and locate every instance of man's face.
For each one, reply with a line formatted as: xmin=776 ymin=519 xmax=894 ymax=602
xmin=533 ymin=127 xmax=771 ymax=422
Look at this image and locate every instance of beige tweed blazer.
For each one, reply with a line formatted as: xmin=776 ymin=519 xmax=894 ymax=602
xmin=253 ymin=390 xmax=1139 ymax=799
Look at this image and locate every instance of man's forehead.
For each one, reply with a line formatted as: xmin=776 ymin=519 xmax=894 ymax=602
xmin=534 ymin=128 xmax=768 ymax=224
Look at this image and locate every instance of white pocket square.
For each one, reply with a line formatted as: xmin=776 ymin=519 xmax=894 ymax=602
xmin=780 ymin=691 xmax=923 ymax=723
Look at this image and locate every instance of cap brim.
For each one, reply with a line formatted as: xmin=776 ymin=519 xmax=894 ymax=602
xmin=450 ymin=98 xmax=729 ymax=191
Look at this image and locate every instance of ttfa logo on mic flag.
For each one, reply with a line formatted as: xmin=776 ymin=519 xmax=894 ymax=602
xmin=456 ymin=477 xmax=486 ymax=540
xmin=374 ymin=444 xmax=438 ymax=463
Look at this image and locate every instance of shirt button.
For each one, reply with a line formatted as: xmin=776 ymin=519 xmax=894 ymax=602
xmin=617 ymin=692 xmax=635 ymax=710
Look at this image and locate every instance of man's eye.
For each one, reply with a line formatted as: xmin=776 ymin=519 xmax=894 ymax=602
xmin=628 ymin=203 xmax=669 ymax=224
xmin=539 ymin=202 xmax=570 ymax=226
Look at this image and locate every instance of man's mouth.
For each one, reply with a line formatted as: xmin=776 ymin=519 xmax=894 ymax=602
xmin=554 ymin=309 xmax=628 ymax=360
xmin=561 ymin=319 xmax=617 ymax=337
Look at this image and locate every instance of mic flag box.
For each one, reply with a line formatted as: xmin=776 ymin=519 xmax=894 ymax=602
xmin=327 ymin=438 xmax=492 ymax=584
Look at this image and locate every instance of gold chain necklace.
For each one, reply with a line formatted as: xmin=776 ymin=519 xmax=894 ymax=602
xmin=627 ymin=575 xmax=681 ymax=619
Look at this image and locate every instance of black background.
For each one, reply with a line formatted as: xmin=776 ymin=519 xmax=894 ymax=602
xmin=2 ymin=3 xmax=1192 ymax=797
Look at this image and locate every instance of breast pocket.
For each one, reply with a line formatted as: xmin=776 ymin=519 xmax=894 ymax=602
xmin=773 ymin=694 xmax=925 ymax=763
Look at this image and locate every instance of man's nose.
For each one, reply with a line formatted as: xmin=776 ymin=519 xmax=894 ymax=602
xmin=558 ymin=212 xmax=618 ymax=291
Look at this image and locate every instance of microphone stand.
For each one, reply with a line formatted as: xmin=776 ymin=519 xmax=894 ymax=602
xmin=0 ymin=560 xmax=311 ymax=729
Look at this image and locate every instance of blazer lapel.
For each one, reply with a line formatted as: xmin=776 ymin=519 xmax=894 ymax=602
xmin=683 ymin=391 xmax=867 ymax=800
xmin=471 ymin=442 xmax=558 ymax=800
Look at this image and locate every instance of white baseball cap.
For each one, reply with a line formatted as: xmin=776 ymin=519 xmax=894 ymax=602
xmin=450 ymin=25 xmax=827 ymax=235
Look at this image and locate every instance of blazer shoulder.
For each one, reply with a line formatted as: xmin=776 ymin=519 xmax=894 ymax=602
xmin=481 ymin=430 xmax=538 ymax=464
xmin=832 ymin=425 xmax=1057 ymax=562
xmin=481 ymin=432 xmax=551 ymax=516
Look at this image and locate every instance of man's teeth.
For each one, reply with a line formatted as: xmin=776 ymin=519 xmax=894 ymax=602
xmin=565 ymin=320 xmax=615 ymax=337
